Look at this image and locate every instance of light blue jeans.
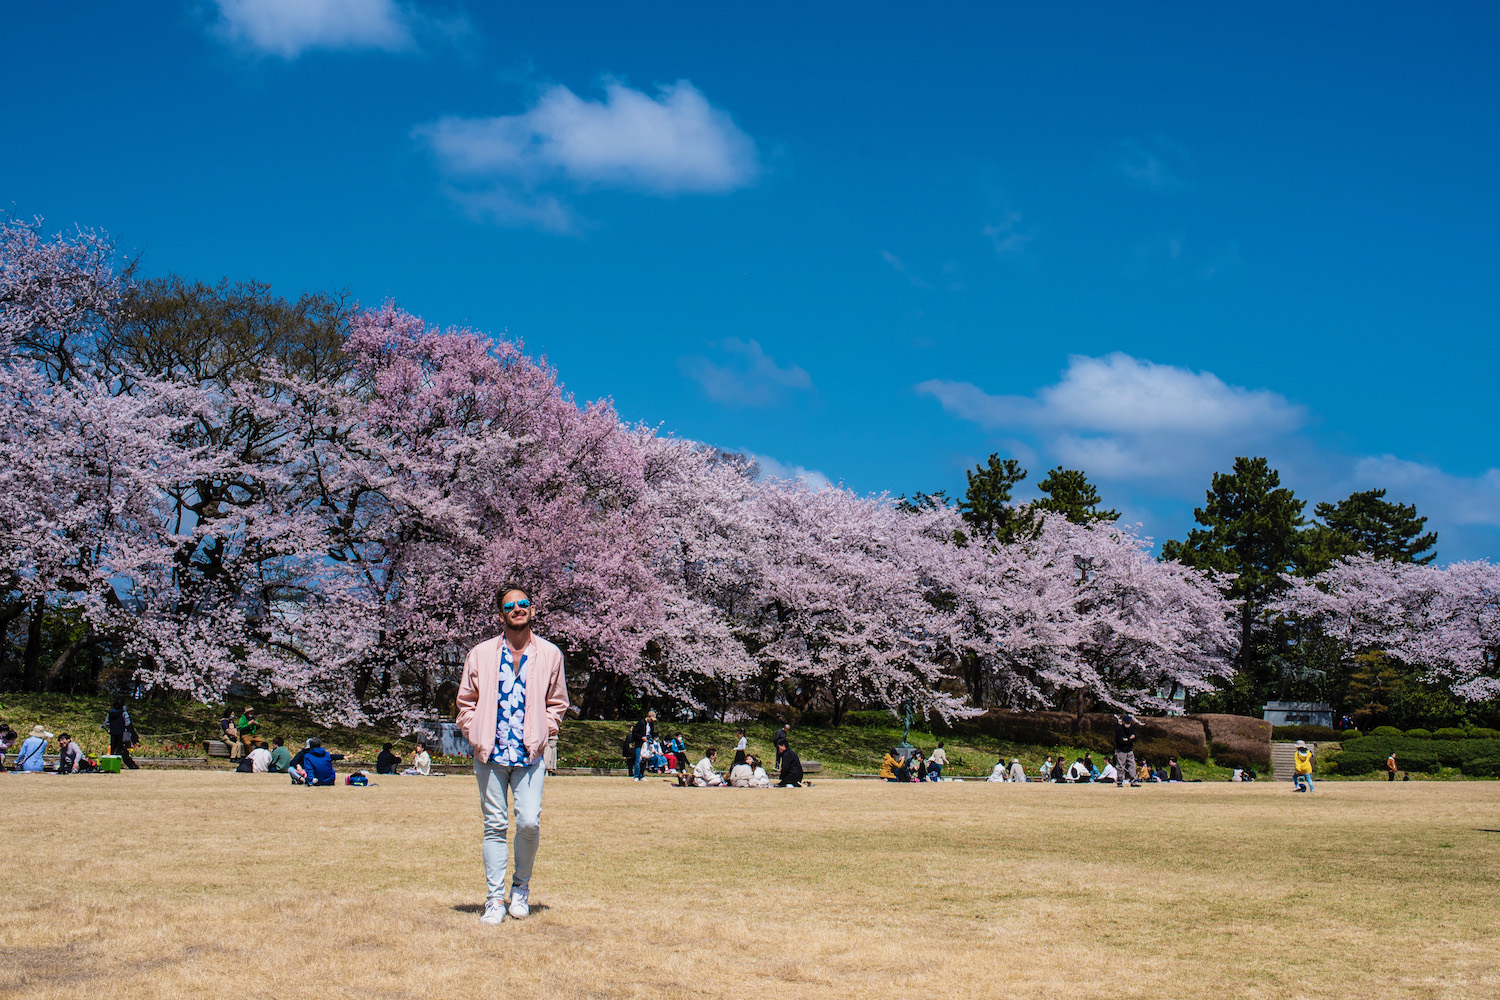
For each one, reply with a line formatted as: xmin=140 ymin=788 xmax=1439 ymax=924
xmin=1294 ymin=773 xmax=1314 ymax=792
xmin=475 ymin=757 xmax=545 ymax=900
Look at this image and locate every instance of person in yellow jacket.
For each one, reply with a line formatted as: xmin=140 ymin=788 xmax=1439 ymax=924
xmin=880 ymin=749 xmax=903 ymax=782
xmin=1292 ymin=740 xmax=1315 ymax=793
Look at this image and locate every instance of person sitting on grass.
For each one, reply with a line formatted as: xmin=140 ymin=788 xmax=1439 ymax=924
xmin=15 ymin=726 xmax=50 ymax=773
xmin=728 ymin=749 xmax=753 ymax=787
xmin=928 ymin=743 xmax=948 ymax=780
xmin=646 ymin=736 xmax=669 ymax=774
xmin=56 ymin=733 xmax=92 ymax=773
xmin=748 ymin=755 xmax=772 ymax=787
xmin=777 ymin=745 xmax=806 ymax=787
xmin=1050 ymin=757 xmax=1068 ymax=783
xmin=401 ymin=741 xmax=431 ymax=775
xmin=1038 ymin=756 xmax=1054 ymax=781
xmin=0 ymin=725 xmax=17 ymax=768
xmin=1067 ymin=757 xmax=1092 ymax=783
xmin=1137 ymin=760 xmax=1155 ymax=783
xmin=247 ymin=743 xmax=272 ymax=772
xmin=268 ymin=736 xmax=291 ymax=773
xmin=376 ymin=743 xmax=401 ymax=774
xmin=907 ymin=750 xmax=926 ymax=782
xmin=881 ymin=749 xmax=903 ymax=782
xmin=1292 ymin=741 xmax=1315 ymax=793
xmin=1100 ymin=760 xmax=1118 ymax=783
xmin=299 ymin=737 xmax=337 ymax=786
xmin=1082 ymin=753 xmax=1099 ymax=780
xmin=988 ymin=757 xmax=1007 ymax=781
xmin=289 ymin=738 xmax=345 ymax=784
xmin=666 ymin=733 xmax=687 ymax=773
xmin=1008 ymin=758 xmax=1026 ymax=782
xmin=1168 ymin=757 xmax=1183 ymax=782
xmin=691 ymin=747 xmax=724 ymax=786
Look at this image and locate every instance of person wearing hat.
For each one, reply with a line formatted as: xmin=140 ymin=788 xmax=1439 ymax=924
xmin=1114 ymin=713 xmax=1140 ymax=787
xmin=15 ymin=726 xmax=51 ymax=772
xmin=1292 ymin=741 xmax=1315 ymax=793
xmin=1009 ymin=757 xmax=1027 ymax=782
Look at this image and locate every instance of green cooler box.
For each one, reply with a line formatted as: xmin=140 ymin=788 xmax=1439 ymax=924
xmin=99 ymin=755 xmax=123 ymax=773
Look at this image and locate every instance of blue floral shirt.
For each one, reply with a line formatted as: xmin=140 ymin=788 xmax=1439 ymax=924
xmin=493 ymin=642 xmax=531 ymax=766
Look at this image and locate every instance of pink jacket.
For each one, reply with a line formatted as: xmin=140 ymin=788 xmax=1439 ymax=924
xmin=455 ymin=633 xmax=569 ymax=764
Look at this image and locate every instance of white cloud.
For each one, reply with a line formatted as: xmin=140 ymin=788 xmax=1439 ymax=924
xmin=212 ymin=0 xmax=416 ymax=57
xmin=917 ymin=352 xmax=1305 ymax=481
xmin=1351 ymin=456 xmax=1500 ymax=529
xmin=747 ymin=452 xmax=833 ymax=492
xmin=1116 ymin=136 xmax=1189 ymax=189
xmin=982 ymin=211 xmax=1033 ymax=257
xmin=415 ymin=79 xmax=757 ymax=228
xmin=880 ymin=250 xmax=929 ymax=289
xmin=679 ymin=338 xmax=812 ymax=408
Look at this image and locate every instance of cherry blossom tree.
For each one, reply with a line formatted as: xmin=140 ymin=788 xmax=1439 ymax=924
xmin=1274 ymin=556 xmax=1500 ymax=702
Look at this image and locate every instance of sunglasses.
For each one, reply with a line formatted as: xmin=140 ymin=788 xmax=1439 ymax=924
xmin=502 ymin=599 xmax=531 ymax=611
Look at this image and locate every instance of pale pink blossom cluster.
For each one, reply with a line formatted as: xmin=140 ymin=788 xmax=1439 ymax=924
xmin=1274 ymin=556 xmax=1500 ymax=701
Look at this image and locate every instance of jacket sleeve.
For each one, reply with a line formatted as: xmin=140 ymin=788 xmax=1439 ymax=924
xmin=455 ymin=646 xmax=480 ymax=734
xmin=544 ymin=648 xmax=569 ymax=737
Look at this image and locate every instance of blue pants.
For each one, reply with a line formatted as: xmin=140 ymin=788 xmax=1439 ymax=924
xmin=475 ymin=757 xmax=545 ymax=900
xmin=629 ymin=746 xmax=643 ymax=779
xmin=928 ymin=763 xmax=942 ymax=780
xmin=1293 ymin=773 xmax=1314 ymax=792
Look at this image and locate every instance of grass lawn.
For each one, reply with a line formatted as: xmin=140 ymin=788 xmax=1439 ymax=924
xmin=4 ymin=773 xmax=1497 ymax=999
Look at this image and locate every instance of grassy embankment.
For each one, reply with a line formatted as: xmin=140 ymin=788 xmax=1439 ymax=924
xmin=1 ymin=693 xmax=1235 ymax=778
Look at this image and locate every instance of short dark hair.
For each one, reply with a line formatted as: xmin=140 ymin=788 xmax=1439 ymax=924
xmin=382 ymin=742 xmax=393 ymax=750
xmin=705 ymin=746 xmax=717 ymax=757
xmin=59 ymin=732 xmax=72 ymax=740
xmin=495 ymin=583 xmax=529 ymax=609
xmin=273 ymin=736 xmax=284 ymax=747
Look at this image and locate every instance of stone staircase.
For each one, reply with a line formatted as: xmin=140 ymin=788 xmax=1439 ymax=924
xmin=1271 ymin=741 xmax=1315 ymax=782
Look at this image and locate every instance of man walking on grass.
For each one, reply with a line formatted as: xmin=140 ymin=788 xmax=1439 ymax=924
xmin=1114 ymin=713 xmax=1140 ymax=788
xmin=456 ymin=584 xmax=569 ymax=926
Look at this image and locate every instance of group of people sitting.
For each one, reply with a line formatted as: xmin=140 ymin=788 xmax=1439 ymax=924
xmin=2 ymin=726 xmax=98 ymax=773
xmin=235 ymin=735 xmax=433 ymax=782
xmin=678 ymin=745 xmax=806 ymax=787
xmin=982 ymin=752 xmax=1185 ymax=784
xmin=879 ymin=744 xmax=951 ymax=781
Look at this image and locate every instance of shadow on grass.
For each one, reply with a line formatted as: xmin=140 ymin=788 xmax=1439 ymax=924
xmin=452 ymin=903 xmax=551 ymax=914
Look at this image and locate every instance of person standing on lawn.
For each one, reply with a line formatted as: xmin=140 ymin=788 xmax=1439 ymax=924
xmin=456 ymin=584 xmax=569 ymax=926
xmin=1292 ymin=741 xmax=1315 ymax=793
xmin=1387 ymin=752 xmax=1398 ymax=781
xmin=1114 ymin=714 xmax=1140 ymax=788
xmin=105 ymin=700 xmax=139 ymax=769
xmin=628 ymin=710 xmax=657 ymax=781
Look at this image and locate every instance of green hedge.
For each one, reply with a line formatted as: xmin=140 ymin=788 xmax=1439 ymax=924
xmin=1334 ymin=735 xmax=1500 ymax=775
xmin=1371 ymin=726 xmax=1404 ymax=737
xmin=1404 ymin=728 xmax=1432 ymax=739
xmin=1432 ymin=728 xmax=1469 ymax=740
xmin=1272 ymin=725 xmax=1345 ymax=742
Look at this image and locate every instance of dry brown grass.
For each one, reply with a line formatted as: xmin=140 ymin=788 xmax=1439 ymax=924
xmin=5 ymin=773 xmax=1499 ymax=999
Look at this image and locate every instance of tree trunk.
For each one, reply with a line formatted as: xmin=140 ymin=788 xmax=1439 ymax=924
xmin=22 ymin=596 xmax=45 ymax=692
xmin=45 ymin=634 xmax=98 ymax=691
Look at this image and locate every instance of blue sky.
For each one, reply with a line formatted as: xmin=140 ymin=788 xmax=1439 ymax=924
xmin=5 ymin=2 xmax=1499 ymax=558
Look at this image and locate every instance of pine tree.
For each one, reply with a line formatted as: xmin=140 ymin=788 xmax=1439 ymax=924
xmin=1311 ymin=488 xmax=1436 ymax=565
xmin=1033 ymin=467 xmax=1119 ymax=524
xmin=959 ymin=454 xmax=1033 ymax=543
xmin=1161 ymin=457 xmax=1308 ymax=696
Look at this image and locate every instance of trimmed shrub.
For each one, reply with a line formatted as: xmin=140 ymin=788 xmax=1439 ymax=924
xmin=1471 ymin=728 xmax=1500 ymax=740
xmin=1466 ymin=756 xmax=1500 ymax=778
xmin=1371 ymin=726 xmax=1404 ymax=737
xmin=1340 ymin=729 xmax=1362 ymax=740
xmin=1404 ymin=728 xmax=1433 ymax=739
xmin=1273 ymin=725 xmax=1344 ymax=742
xmin=1432 ymin=728 xmax=1468 ymax=741
xmin=1195 ymin=713 xmax=1272 ymax=768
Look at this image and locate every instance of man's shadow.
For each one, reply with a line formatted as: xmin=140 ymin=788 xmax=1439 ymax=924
xmin=452 ymin=903 xmax=550 ymax=915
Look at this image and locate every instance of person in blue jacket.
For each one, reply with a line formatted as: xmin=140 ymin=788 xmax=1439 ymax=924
xmin=297 ymin=738 xmax=338 ymax=785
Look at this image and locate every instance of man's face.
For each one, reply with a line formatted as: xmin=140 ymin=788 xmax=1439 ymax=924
xmin=500 ymin=590 xmax=533 ymax=629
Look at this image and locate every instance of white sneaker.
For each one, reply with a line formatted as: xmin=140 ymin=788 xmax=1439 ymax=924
xmin=508 ymin=885 xmax=530 ymax=919
xmin=480 ymin=897 xmax=506 ymax=925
